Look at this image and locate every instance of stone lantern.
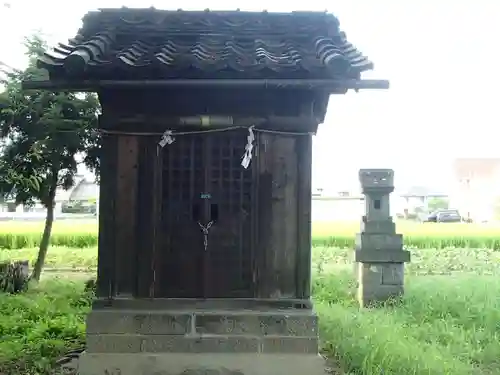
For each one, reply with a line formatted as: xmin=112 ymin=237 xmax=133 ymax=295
xmin=355 ymin=169 xmax=411 ymax=307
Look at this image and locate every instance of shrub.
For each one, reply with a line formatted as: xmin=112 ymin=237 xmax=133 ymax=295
xmin=0 ymin=260 xmax=30 ymax=294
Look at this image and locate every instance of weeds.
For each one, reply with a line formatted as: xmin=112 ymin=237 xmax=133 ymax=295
xmin=0 ymin=279 xmax=91 ymax=374
xmin=0 ymin=243 xmax=499 ymax=374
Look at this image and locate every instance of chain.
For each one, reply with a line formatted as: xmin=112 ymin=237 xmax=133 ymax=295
xmin=198 ymin=221 xmax=214 ymax=252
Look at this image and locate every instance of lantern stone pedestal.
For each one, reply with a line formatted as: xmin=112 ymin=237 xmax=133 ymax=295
xmin=355 ymin=169 xmax=411 ymax=307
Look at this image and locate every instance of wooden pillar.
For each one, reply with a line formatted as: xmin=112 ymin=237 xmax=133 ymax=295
xmin=296 ymin=135 xmax=313 ymax=299
xmin=257 ymin=133 xmax=299 ymax=299
xmin=114 ymin=135 xmax=139 ymax=296
xmin=136 ymin=137 xmax=163 ymax=298
xmin=96 ymin=133 xmax=117 ymax=299
xmin=255 ymin=133 xmax=272 ymax=298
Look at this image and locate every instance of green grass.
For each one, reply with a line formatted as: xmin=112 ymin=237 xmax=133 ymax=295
xmin=1 ymin=245 xmax=500 ymax=374
xmin=315 ymin=273 xmax=500 ymax=375
xmin=0 ymin=279 xmax=90 ymax=374
xmin=312 ymin=246 xmax=500 ymax=375
xmin=0 ymin=246 xmax=98 ymax=269
xmin=2 ymin=220 xmax=500 ymax=249
xmin=3 ymin=245 xmax=500 ymax=276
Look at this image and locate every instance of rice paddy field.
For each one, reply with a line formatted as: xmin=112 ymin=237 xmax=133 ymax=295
xmin=1 ymin=219 xmax=500 ymax=374
xmin=1 ymin=219 xmax=500 ymax=249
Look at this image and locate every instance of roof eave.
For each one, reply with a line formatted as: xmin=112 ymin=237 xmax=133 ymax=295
xmin=22 ymin=78 xmax=389 ymax=92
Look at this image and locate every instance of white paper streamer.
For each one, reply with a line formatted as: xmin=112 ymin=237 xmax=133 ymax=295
xmin=241 ymin=125 xmax=255 ymax=169
xmin=158 ymin=129 xmax=175 ymax=147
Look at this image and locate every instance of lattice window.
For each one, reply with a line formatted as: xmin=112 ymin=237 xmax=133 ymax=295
xmin=158 ymin=130 xmax=254 ymax=298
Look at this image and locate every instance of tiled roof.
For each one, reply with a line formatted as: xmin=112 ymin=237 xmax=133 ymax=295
xmin=38 ymin=8 xmax=374 ymax=81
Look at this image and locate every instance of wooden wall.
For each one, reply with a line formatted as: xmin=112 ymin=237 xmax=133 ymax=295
xmin=96 ymin=133 xmax=156 ymax=298
xmin=255 ymin=133 xmax=312 ymax=299
xmin=95 ymin=125 xmax=313 ymax=301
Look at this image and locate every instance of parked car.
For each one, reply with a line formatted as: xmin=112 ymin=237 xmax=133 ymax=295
xmin=424 ymin=209 xmax=462 ymax=223
xmin=62 ymin=200 xmax=97 ymax=214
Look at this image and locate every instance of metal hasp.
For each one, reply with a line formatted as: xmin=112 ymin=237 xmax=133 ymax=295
xmin=355 ymin=169 xmax=411 ymax=307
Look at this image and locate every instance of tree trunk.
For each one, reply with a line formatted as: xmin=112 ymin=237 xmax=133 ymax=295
xmin=31 ymin=173 xmax=57 ymax=282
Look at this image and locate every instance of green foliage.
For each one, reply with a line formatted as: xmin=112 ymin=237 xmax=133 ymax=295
xmin=0 ymin=34 xmax=100 ymax=206
xmin=0 ymin=34 xmax=101 ymax=281
xmin=315 ymin=273 xmax=500 ymax=374
xmin=1 ymin=246 xmax=499 ymax=374
xmin=0 ymin=279 xmax=90 ymax=374
xmin=428 ymin=197 xmax=450 ymax=212
xmin=7 ymin=245 xmax=500 ymax=277
xmin=0 ymin=247 xmax=97 ymax=270
xmin=313 ymin=247 xmax=500 ymax=374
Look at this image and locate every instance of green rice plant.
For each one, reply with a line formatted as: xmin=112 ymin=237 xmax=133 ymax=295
xmin=0 ymin=232 xmax=98 ymax=250
xmin=1 ymin=231 xmax=498 ymax=250
xmin=2 ymin=231 xmax=500 ymax=250
xmin=1 ymin=220 xmax=500 ymax=250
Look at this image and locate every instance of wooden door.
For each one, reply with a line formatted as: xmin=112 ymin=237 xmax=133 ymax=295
xmin=156 ymin=130 xmax=255 ymax=298
xmin=157 ymin=134 xmax=204 ymax=298
xmin=204 ymin=131 xmax=254 ymax=298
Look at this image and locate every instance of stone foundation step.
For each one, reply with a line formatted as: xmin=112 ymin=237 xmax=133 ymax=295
xmin=78 ymin=352 xmax=328 ymax=375
xmin=86 ymin=333 xmax=318 ymax=354
xmin=86 ymin=309 xmax=318 ymax=337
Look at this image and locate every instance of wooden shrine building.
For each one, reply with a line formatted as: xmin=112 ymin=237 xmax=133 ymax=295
xmin=25 ymin=8 xmax=387 ymax=375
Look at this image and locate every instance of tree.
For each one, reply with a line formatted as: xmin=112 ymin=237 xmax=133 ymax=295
xmin=427 ymin=197 xmax=449 ymax=212
xmin=0 ymin=35 xmax=100 ymax=281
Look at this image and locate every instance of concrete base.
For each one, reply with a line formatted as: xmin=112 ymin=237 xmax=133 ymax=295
xmin=80 ymin=301 xmax=324 ymax=374
xmin=77 ymin=352 xmax=327 ymax=375
xmin=84 ymin=306 xmax=319 ymax=354
xmin=356 ymin=262 xmax=405 ymax=307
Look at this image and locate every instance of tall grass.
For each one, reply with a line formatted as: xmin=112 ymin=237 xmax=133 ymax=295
xmin=1 ymin=245 xmax=499 ymax=374
xmin=315 ymin=272 xmax=500 ymax=375
xmin=312 ymin=245 xmax=500 ymax=375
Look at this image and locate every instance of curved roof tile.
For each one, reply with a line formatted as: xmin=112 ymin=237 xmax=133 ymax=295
xmin=38 ymin=8 xmax=374 ymax=81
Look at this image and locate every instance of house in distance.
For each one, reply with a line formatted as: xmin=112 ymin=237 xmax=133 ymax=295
xmin=25 ymin=7 xmax=388 ymax=375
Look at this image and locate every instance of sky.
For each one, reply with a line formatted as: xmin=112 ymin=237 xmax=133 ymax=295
xmin=1 ymin=1 xmax=499 ymax=192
